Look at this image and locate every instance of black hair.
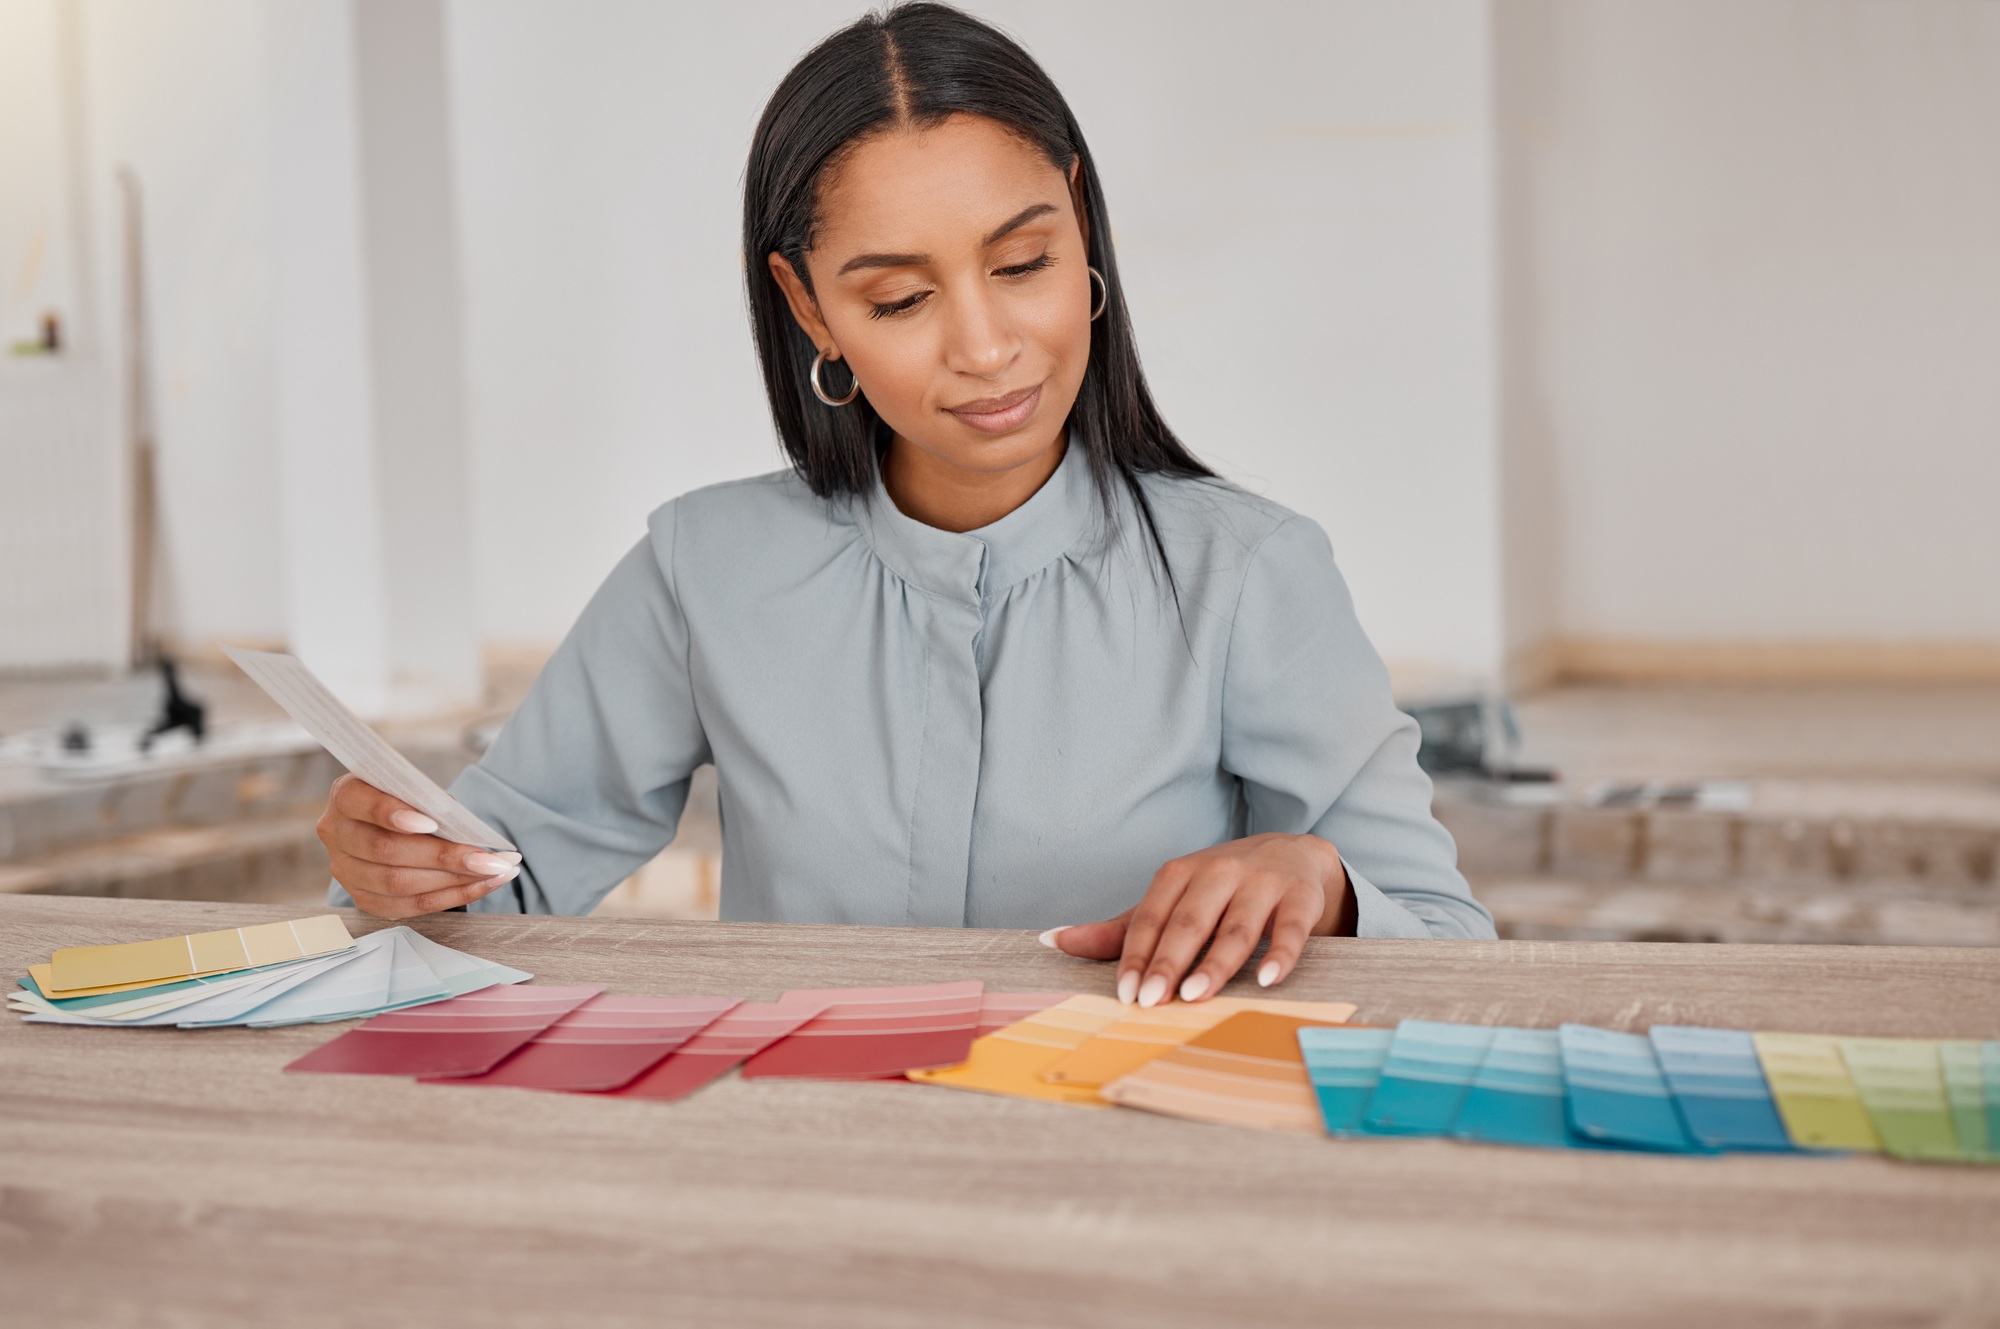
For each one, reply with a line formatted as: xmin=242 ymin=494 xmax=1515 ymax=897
xmin=742 ymin=1 xmax=1212 ymax=577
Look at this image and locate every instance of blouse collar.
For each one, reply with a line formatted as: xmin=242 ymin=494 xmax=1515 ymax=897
xmin=857 ymin=439 xmax=1097 ymax=606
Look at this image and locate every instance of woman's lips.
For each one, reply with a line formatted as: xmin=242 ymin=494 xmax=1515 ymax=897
xmin=946 ymin=382 xmax=1042 ymax=434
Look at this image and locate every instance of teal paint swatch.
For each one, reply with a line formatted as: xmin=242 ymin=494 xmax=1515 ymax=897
xmin=1650 ymin=1025 xmax=1793 ymax=1151
xmin=1560 ymin=1024 xmax=1701 ymax=1152
xmin=1363 ymin=1021 xmax=1495 ymax=1136
xmin=1298 ymin=1026 xmax=1393 ymax=1135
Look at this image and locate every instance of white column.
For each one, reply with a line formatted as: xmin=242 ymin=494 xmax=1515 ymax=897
xmin=266 ymin=0 xmax=478 ymax=715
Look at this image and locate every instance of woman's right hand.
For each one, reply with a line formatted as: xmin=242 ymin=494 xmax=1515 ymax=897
xmin=317 ymin=774 xmax=521 ymax=918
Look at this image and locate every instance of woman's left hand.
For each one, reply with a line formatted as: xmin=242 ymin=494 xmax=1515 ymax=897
xmin=1043 ymin=833 xmax=1353 ymax=1006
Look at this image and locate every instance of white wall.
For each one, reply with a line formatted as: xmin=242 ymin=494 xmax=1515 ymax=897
xmin=1504 ymin=0 xmax=2000 ymax=649
xmin=446 ymin=0 xmax=1505 ymax=677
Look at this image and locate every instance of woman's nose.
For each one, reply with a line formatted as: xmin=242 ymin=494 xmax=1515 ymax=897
xmin=940 ymin=283 xmax=1020 ymax=380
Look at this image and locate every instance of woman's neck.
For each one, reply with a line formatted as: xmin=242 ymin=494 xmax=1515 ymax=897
xmin=881 ymin=432 xmax=1067 ymax=533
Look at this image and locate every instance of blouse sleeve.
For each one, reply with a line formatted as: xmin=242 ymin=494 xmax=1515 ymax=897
xmin=329 ymin=501 xmax=709 ymax=916
xmin=1219 ymin=516 xmax=1496 ymax=940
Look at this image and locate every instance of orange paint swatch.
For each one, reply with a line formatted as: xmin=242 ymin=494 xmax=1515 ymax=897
xmin=908 ymin=994 xmax=1125 ymax=1107
xmin=1040 ymin=996 xmax=1357 ymax=1090
xmin=1099 ymin=1010 xmax=1351 ymax=1133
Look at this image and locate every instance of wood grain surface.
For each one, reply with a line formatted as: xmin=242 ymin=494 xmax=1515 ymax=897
xmin=3 ymin=895 xmax=1997 ymax=1328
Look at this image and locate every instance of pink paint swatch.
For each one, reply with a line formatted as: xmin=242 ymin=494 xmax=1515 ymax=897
xmin=422 ymin=994 xmax=740 ymax=1092
xmin=975 ymin=991 xmax=1073 ymax=1037
xmin=738 ymin=981 xmax=984 ymax=1080
xmin=606 ymin=997 xmax=830 ymax=1101
xmin=283 ymin=984 xmax=604 ymax=1079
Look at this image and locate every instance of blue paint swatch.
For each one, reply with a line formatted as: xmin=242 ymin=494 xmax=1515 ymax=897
xmin=1362 ymin=1021 xmax=1495 ymax=1136
xmin=1560 ymin=1024 xmax=1702 ymax=1152
xmin=1650 ymin=1025 xmax=1794 ymax=1151
xmin=1298 ymin=1026 xmax=1394 ymax=1135
xmin=1453 ymin=1027 xmax=1591 ymax=1149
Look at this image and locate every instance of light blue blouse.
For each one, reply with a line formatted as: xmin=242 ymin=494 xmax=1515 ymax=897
xmin=331 ymin=443 xmax=1493 ymax=940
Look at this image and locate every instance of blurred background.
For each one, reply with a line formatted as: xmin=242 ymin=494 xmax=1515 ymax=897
xmin=2 ymin=0 xmax=1996 ymax=942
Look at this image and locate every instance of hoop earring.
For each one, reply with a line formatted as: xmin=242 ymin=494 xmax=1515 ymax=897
xmin=1087 ymin=266 xmax=1108 ymax=321
xmin=810 ymin=349 xmax=860 ymax=407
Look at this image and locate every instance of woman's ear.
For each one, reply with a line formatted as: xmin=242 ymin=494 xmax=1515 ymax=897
xmin=766 ymin=252 xmax=838 ymax=357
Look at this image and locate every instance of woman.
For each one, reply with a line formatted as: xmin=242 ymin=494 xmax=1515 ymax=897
xmin=319 ymin=2 xmax=1494 ymax=1010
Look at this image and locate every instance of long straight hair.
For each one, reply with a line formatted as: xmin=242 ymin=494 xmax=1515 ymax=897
xmin=742 ymin=2 xmax=1212 ymax=580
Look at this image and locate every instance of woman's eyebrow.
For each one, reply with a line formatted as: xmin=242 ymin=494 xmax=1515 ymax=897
xmin=833 ymin=203 xmax=1060 ymax=277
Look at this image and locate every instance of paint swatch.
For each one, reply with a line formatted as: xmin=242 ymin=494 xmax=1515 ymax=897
xmin=909 ymin=994 xmax=1125 ymax=1107
xmin=1454 ymin=1027 xmax=1582 ymax=1149
xmin=1298 ymin=1026 xmax=1394 ymax=1135
xmin=739 ymin=981 xmax=985 ymax=1080
xmin=285 ymin=984 xmax=603 ymax=1078
xmin=431 ymin=995 xmax=740 ymax=1092
xmin=1041 ymin=997 xmax=1357 ymax=1090
xmin=609 ymin=997 xmax=829 ymax=1100
xmin=1099 ymin=1011 xmax=1348 ymax=1133
xmin=46 ymin=915 xmax=354 ymax=993
xmin=973 ymin=991 xmax=1073 ymax=1036
xmin=1938 ymin=1042 xmax=1991 ymax=1160
xmin=1752 ymin=1032 xmax=1881 ymax=1152
xmin=1838 ymin=1038 xmax=1961 ymax=1162
xmin=1649 ymin=1025 xmax=1793 ymax=1151
xmin=1559 ymin=1024 xmax=1699 ymax=1152
xmin=1363 ymin=1021 xmax=1495 ymax=1135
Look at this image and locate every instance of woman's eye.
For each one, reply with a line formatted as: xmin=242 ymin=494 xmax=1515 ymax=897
xmin=868 ymin=290 xmax=930 ymax=320
xmin=994 ymin=253 xmax=1054 ymax=279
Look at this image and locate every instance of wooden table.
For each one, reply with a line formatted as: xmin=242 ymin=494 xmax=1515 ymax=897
xmin=3 ymin=896 xmax=1997 ymax=1327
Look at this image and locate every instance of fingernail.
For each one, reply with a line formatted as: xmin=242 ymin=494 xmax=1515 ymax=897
xmin=1137 ymin=975 xmax=1167 ymax=1008
xmin=1257 ymin=960 xmax=1280 ymax=987
xmin=1037 ymin=927 xmax=1070 ymax=951
xmin=1179 ymin=973 xmax=1210 ymax=1002
xmin=465 ymin=852 xmax=514 ymax=874
xmin=1116 ymin=971 xmax=1138 ymax=1005
xmin=391 ymin=811 xmax=440 ymax=834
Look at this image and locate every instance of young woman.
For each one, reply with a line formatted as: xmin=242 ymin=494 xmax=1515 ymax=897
xmin=319 ymin=2 xmax=1493 ymax=1010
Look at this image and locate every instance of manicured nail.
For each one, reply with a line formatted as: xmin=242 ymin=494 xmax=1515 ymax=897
xmin=391 ymin=811 xmax=439 ymax=835
xmin=465 ymin=852 xmax=514 ymax=874
xmin=1137 ymin=975 xmax=1167 ymax=1008
xmin=1037 ymin=927 xmax=1070 ymax=951
xmin=1117 ymin=971 xmax=1138 ymax=1005
xmin=1179 ymin=973 xmax=1210 ymax=1002
xmin=1257 ymin=960 xmax=1280 ymax=987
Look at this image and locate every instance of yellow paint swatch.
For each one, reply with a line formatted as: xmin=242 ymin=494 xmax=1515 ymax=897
xmin=908 ymin=994 xmax=1126 ymax=1106
xmin=1753 ymin=1031 xmax=1882 ymax=1152
xmin=1100 ymin=1011 xmax=1348 ymax=1133
xmin=47 ymin=916 xmax=354 ymax=994
xmin=1042 ymin=996 xmax=1357 ymax=1089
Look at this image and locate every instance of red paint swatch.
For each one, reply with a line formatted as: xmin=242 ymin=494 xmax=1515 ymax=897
xmin=738 ymin=981 xmax=984 ymax=1080
xmin=284 ymin=984 xmax=603 ymax=1079
xmin=975 ymin=991 xmax=1073 ymax=1037
xmin=607 ymin=997 xmax=829 ymax=1101
xmin=422 ymin=995 xmax=740 ymax=1092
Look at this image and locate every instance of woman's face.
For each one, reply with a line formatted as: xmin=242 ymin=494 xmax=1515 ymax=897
xmin=768 ymin=113 xmax=1094 ymax=487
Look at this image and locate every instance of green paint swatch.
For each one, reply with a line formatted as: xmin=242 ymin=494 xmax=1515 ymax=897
xmin=1837 ymin=1039 xmax=1960 ymax=1162
xmin=1753 ymin=1032 xmax=1880 ymax=1152
xmin=1938 ymin=1042 xmax=1991 ymax=1161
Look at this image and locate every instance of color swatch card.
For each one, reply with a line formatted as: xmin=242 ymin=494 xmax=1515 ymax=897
xmin=45 ymin=915 xmax=354 ymax=994
xmin=1454 ymin=1028 xmax=1583 ymax=1150
xmin=285 ymin=984 xmax=603 ymax=1078
xmin=1938 ymin=1042 xmax=1991 ymax=1160
xmin=1363 ymin=1021 xmax=1495 ymax=1136
xmin=1559 ymin=1024 xmax=1700 ymax=1152
xmin=1984 ymin=1043 xmax=2000 ymax=1154
xmin=1649 ymin=1025 xmax=1793 ymax=1151
xmin=974 ymin=991 xmax=1073 ymax=1036
xmin=609 ymin=997 xmax=830 ymax=1100
xmin=740 ymin=981 xmax=984 ymax=1079
xmin=224 ymin=646 xmax=514 ymax=850
xmin=1753 ymin=1032 xmax=1882 ymax=1152
xmin=1099 ymin=1011 xmax=1345 ymax=1133
xmin=14 ymin=960 xmax=332 ymax=1025
xmin=1298 ymin=1026 xmax=1394 ymax=1135
xmin=430 ymin=995 xmax=740 ymax=1092
xmin=1837 ymin=1039 xmax=1961 ymax=1162
xmin=1041 ymin=997 xmax=1358 ymax=1091
xmin=908 ymin=994 xmax=1125 ymax=1107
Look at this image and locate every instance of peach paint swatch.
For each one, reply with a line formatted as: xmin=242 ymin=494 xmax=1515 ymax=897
xmin=1099 ymin=1010 xmax=1353 ymax=1133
